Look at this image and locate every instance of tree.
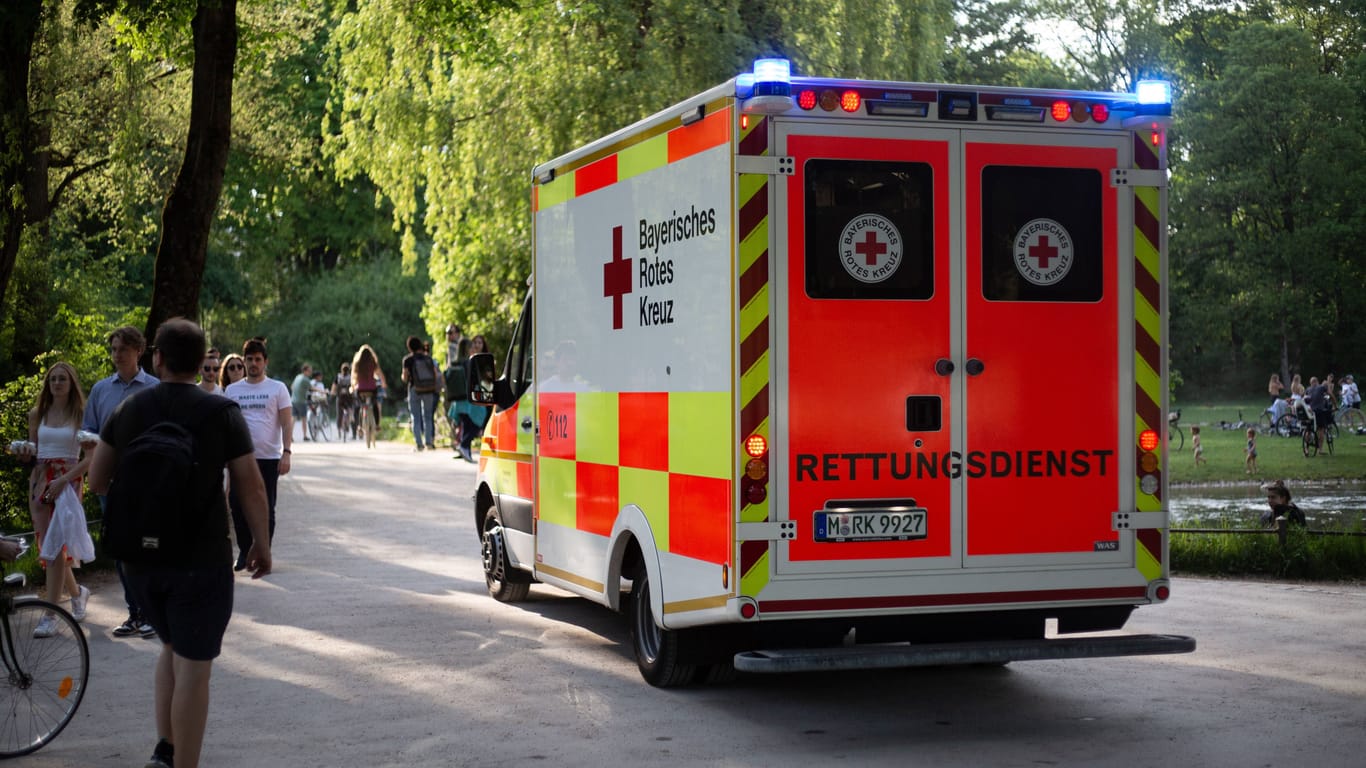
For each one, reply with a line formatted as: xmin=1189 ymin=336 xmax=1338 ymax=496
xmin=0 ymin=1 xmax=45 ymax=315
xmin=1170 ymin=20 xmax=1366 ymax=392
xmin=76 ymin=0 xmax=237 ymax=343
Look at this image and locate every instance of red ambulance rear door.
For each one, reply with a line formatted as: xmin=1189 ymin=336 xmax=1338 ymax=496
xmin=961 ymin=132 xmax=1127 ymax=566
xmin=774 ymin=123 xmax=959 ymax=574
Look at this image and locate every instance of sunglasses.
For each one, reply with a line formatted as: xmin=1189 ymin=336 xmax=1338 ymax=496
xmin=203 ymin=364 xmax=221 ymax=373
xmin=226 ymin=363 xmax=245 ymax=371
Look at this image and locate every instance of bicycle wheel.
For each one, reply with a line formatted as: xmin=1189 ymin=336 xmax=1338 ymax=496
xmin=1258 ymin=411 xmax=1274 ymax=433
xmin=1168 ymin=424 xmax=1184 ymax=452
xmin=1302 ymin=427 xmax=1318 ymax=457
xmin=311 ymin=408 xmax=331 ymax=442
xmin=0 ymin=600 xmax=89 ymax=757
xmin=362 ymin=404 xmax=377 ymax=449
xmin=1274 ymin=414 xmax=1298 ymax=437
xmin=1340 ymin=408 xmax=1366 ymax=435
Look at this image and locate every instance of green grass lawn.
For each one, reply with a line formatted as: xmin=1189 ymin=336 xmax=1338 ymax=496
xmin=1167 ymin=399 xmax=1366 ymax=485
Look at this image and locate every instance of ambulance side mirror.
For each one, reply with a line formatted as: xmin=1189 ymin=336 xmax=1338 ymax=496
xmin=468 ymin=352 xmax=510 ymax=408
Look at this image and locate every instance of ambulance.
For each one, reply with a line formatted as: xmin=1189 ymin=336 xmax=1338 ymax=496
xmin=468 ymin=59 xmax=1195 ymax=686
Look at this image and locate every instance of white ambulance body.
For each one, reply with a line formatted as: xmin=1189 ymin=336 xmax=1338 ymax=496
xmin=470 ymin=61 xmax=1193 ymax=686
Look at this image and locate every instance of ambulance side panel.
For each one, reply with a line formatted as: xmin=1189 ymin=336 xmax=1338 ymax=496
xmin=529 ymin=108 xmax=738 ymax=617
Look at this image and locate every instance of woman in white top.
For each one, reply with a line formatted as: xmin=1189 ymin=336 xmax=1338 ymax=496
xmin=25 ymin=362 xmax=94 ymax=636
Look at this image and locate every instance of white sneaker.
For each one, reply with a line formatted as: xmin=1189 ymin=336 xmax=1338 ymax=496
xmin=33 ymin=615 xmax=58 ymax=639
xmin=71 ymin=585 xmax=90 ymax=622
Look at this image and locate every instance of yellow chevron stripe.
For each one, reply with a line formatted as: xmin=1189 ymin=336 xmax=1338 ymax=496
xmin=1135 ymin=290 xmax=1160 ymax=347
xmin=1135 ymin=537 xmax=1162 ymax=580
xmin=739 ymin=548 xmax=770 ymax=596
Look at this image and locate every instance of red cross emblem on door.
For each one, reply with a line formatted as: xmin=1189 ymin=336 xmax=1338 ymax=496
xmin=602 ymin=225 xmax=633 ymax=329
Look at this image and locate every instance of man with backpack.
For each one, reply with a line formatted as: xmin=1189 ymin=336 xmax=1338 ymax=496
xmin=401 ymin=335 xmax=440 ymax=451
xmin=89 ymin=318 xmax=273 ymax=768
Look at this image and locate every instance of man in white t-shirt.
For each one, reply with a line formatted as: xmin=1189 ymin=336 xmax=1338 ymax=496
xmin=224 ymin=338 xmax=293 ymax=571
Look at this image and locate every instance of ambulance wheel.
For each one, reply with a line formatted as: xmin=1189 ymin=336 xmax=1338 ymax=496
xmin=695 ymin=662 xmax=738 ymax=685
xmin=481 ymin=509 xmax=530 ymax=603
xmin=629 ymin=568 xmax=695 ymax=687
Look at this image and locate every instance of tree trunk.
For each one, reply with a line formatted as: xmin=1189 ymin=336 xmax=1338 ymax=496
xmin=144 ymin=0 xmax=237 ymax=342
xmin=0 ymin=0 xmax=44 ymax=315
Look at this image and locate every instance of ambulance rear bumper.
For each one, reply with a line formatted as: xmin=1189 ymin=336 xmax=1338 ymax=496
xmin=733 ymin=633 xmax=1196 ymax=673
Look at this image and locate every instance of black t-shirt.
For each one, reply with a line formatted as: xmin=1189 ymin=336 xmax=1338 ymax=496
xmin=103 ymin=383 xmax=254 ymax=566
xmin=1306 ymin=384 xmax=1331 ymax=412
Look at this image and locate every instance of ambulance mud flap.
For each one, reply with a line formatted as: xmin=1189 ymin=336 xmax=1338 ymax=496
xmin=733 ymin=634 xmax=1196 ymax=673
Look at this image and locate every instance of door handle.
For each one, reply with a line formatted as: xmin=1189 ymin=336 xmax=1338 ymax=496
xmin=934 ymin=358 xmax=955 ymax=376
xmin=965 ymin=358 xmax=985 ymax=376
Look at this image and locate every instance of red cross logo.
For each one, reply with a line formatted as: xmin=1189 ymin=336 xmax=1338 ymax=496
xmin=1029 ymin=236 xmax=1058 ymax=268
xmin=602 ymin=225 xmax=632 ymax=330
xmin=855 ymin=231 xmax=887 ymax=266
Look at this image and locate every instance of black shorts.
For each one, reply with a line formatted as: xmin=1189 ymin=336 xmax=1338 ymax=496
xmin=126 ymin=564 xmax=234 ymax=661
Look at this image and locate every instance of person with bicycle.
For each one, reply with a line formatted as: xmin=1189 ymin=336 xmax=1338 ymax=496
xmin=89 ymin=318 xmax=272 ymax=768
xmin=350 ymin=344 xmax=387 ymax=447
xmin=289 ymin=364 xmax=314 ymax=442
xmin=1305 ymin=376 xmax=1334 ymax=453
xmin=332 ymin=362 xmax=356 ymax=440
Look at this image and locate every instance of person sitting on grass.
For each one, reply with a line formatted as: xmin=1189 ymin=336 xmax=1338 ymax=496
xmin=1260 ymin=480 xmax=1306 ymax=527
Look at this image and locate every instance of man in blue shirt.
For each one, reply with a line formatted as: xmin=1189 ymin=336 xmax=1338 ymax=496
xmin=84 ymin=326 xmax=160 ymax=638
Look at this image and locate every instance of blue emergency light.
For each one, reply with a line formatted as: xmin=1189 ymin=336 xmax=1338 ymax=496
xmin=751 ymin=58 xmax=791 ymax=97
xmin=740 ymin=58 xmax=794 ymax=114
xmin=1136 ymin=80 xmax=1172 ymax=106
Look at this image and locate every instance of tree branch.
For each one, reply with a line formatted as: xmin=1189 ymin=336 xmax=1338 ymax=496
xmin=48 ymin=157 xmax=112 ymax=211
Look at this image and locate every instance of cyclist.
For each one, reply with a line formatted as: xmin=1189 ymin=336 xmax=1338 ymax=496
xmin=332 ymin=362 xmax=356 ymax=439
xmin=350 ymin=344 xmax=387 ymax=444
xmin=1305 ymin=376 xmax=1333 ymax=451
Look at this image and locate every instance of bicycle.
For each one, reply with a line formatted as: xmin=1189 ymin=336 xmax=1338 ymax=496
xmin=0 ymin=552 xmax=89 ymax=757
xmin=1167 ymin=409 xmax=1184 ymax=451
xmin=1299 ymin=408 xmax=1334 ymax=457
xmin=306 ymin=392 xmax=332 ymax=442
xmin=336 ymin=393 xmax=355 ymax=443
xmin=358 ymin=391 xmax=377 ymax=449
xmin=1335 ymin=401 xmax=1365 ymax=436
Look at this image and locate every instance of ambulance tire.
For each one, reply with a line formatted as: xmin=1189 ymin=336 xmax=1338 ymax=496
xmin=629 ymin=568 xmax=695 ymax=687
xmin=481 ymin=508 xmax=530 ymax=603
xmin=695 ymin=662 xmax=738 ymax=685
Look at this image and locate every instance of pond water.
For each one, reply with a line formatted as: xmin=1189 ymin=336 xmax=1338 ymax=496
xmin=1169 ymin=482 xmax=1366 ymax=529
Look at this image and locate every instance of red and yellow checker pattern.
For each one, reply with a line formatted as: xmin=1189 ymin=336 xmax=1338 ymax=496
xmin=536 ymin=392 xmax=732 ymax=563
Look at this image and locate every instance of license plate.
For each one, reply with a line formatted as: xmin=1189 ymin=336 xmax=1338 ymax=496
xmin=814 ymin=507 xmax=927 ymax=542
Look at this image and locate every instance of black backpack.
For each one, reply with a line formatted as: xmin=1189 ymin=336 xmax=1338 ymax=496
xmin=102 ymin=390 xmax=232 ymax=564
xmin=411 ymin=354 xmax=439 ymax=393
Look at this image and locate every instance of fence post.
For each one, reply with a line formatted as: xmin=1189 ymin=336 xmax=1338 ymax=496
xmin=1277 ymin=516 xmax=1288 ymax=548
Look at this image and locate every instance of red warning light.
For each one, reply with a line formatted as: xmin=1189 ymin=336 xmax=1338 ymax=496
xmin=1139 ymin=429 xmax=1160 ymax=452
xmin=745 ymin=434 xmax=768 ymax=458
xmin=840 ymin=90 xmax=861 ymax=112
xmin=1090 ymin=103 xmax=1110 ymax=122
xmin=1050 ymin=100 xmax=1071 ymax=121
xmin=1155 ymin=584 xmax=1170 ymax=601
xmin=798 ymin=90 xmax=818 ymax=110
